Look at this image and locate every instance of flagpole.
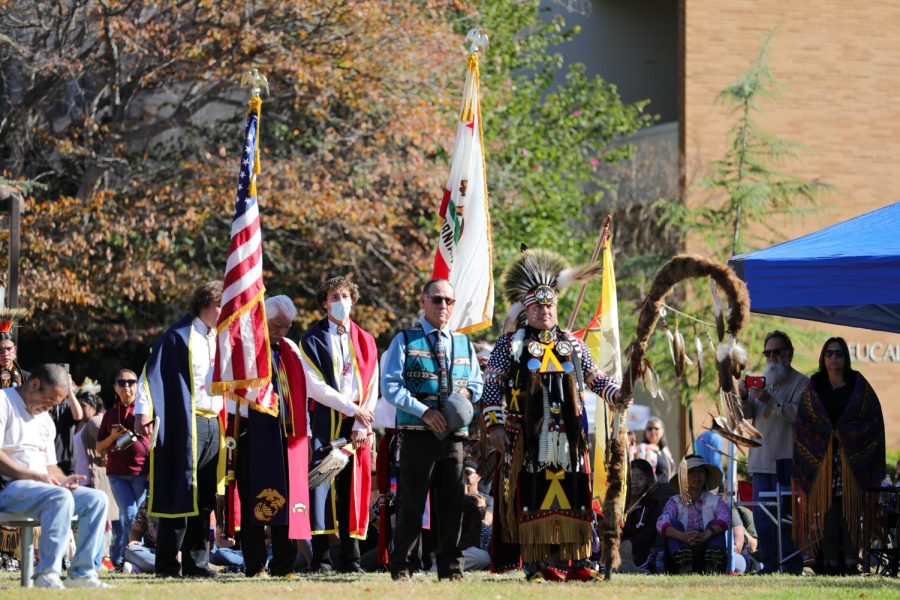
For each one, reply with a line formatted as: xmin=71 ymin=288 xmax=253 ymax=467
xmin=222 ymin=68 xmax=270 ymax=534
xmin=565 ymin=214 xmax=612 ymax=331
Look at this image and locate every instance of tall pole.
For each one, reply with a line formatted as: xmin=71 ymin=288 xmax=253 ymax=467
xmin=565 ymin=214 xmax=612 ymax=331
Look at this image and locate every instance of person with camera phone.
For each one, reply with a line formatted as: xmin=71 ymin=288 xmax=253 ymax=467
xmin=738 ymin=331 xmax=808 ymax=574
xmin=96 ymin=369 xmax=149 ymax=570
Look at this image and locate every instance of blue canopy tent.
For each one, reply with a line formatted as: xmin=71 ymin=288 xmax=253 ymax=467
xmin=728 ymin=202 xmax=900 ymax=333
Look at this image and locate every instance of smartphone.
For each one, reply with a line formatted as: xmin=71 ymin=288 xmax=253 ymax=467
xmin=59 ymin=363 xmax=70 ymax=374
xmin=745 ymin=375 xmax=766 ymax=389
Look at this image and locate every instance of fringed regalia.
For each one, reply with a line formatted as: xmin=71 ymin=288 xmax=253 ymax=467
xmin=484 ymin=327 xmax=619 ymax=569
xmin=792 ymin=371 xmax=885 ymax=556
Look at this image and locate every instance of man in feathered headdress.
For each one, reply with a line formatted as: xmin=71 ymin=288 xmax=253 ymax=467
xmin=482 ymin=248 xmax=626 ymax=582
xmin=0 ymin=309 xmax=28 ymax=389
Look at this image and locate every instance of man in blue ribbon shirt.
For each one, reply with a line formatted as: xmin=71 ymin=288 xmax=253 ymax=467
xmin=381 ymin=279 xmax=483 ymax=582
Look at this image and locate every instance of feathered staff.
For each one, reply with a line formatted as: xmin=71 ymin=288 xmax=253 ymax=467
xmin=602 ymin=254 xmax=750 ymax=579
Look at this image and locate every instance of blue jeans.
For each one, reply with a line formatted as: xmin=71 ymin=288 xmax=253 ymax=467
xmin=108 ymin=475 xmax=147 ymax=565
xmin=124 ymin=543 xmax=156 ymax=573
xmin=0 ymin=480 xmax=108 ymax=578
xmin=665 ymin=519 xmax=726 ymax=554
xmin=210 ymin=546 xmax=245 ymax=570
xmin=752 ymin=472 xmax=800 ymax=574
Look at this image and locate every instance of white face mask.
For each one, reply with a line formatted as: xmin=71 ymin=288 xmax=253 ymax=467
xmin=329 ymin=299 xmax=352 ymax=323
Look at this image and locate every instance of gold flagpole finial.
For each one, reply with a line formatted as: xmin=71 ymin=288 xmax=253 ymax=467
xmin=465 ymin=28 xmax=489 ymax=56
xmin=240 ymin=68 xmax=269 ymax=99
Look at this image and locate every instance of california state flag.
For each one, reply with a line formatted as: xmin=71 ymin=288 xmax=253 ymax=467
xmin=432 ymin=53 xmax=494 ymax=334
xmin=574 ymin=237 xmax=622 ymax=512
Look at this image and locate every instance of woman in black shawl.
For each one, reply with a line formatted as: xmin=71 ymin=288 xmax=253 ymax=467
xmin=792 ymin=337 xmax=885 ymax=575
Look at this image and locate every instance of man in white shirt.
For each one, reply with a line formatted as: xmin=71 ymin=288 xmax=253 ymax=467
xmin=0 ymin=364 xmax=110 ymax=589
xmin=135 ymin=281 xmax=224 ymax=578
xmin=300 ymin=276 xmax=378 ymax=573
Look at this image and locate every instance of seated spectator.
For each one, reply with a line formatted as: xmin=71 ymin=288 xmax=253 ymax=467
xmin=0 ymin=364 xmax=110 ymax=588
xmin=459 ymin=461 xmax=490 ymax=571
xmin=731 ymin=505 xmax=759 ymax=574
xmin=656 ymin=454 xmax=731 ymax=575
xmin=124 ymin=496 xmax=157 ymax=573
xmin=620 ymin=459 xmax=662 ymax=572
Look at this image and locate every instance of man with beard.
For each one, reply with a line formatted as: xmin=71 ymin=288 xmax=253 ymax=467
xmin=739 ymin=330 xmax=807 ymax=574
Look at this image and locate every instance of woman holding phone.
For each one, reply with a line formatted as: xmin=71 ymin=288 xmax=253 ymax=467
xmin=97 ymin=369 xmax=149 ymax=569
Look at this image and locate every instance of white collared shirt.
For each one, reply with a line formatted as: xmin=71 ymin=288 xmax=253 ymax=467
xmin=300 ymin=320 xmax=378 ymax=433
xmin=191 ymin=318 xmax=224 ymax=413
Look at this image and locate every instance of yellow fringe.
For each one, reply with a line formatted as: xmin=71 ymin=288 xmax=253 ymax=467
xmin=840 ymin=447 xmax=867 ymax=554
xmin=793 ymin=436 xmax=834 ymax=553
xmin=0 ymin=526 xmax=19 ymax=558
xmin=519 ymin=515 xmax=592 ymax=563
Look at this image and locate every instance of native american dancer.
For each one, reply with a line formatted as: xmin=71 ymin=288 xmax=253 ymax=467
xmin=483 ymin=249 xmax=623 ymax=582
xmin=0 ymin=309 xmax=28 ymax=389
xmin=300 ymin=276 xmax=378 ymax=573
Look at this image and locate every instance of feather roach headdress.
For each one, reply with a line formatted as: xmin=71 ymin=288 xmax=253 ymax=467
xmin=0 ymin=307 xmax=28 ymax=337
xmin=501 ymin=248 xmax=601 ymax=332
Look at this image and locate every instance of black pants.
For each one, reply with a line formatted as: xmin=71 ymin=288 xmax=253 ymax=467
xmin=236 ymin=418 xmax=298 ymax=576
xmin=310 ymin=460 xmax=361 ymax=571
xmin=391 ymin=431 xmax=464 ymax=578
xmin=156 ymin=415 xmax=219 ymax=577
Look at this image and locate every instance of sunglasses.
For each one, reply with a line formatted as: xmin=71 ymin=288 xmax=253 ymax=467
xmin=762 ymin=349 xmax=786 ymax=358
xmin=116 ymin=379 xmax=138 ymax=387
xmin=824 ymin=349 xmax=846 ymax=358
xmin=428 ymin=295 xmax=456 ymax=306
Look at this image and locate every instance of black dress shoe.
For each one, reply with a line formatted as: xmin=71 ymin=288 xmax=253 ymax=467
xmin=184 ymin=568 xmax=217 ymax=578
xmin=339 ymin=565 xmax=365 ymax=574
xmin=391 ymin=570 xmax=410 ymax=581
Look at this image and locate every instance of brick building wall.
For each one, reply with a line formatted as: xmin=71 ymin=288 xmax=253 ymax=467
xmin=683 ymin=1 xmax=900 ymax=449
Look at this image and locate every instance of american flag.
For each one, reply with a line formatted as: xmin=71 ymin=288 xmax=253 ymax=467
xmin=210 ymin=98 xmax=276 ymax=415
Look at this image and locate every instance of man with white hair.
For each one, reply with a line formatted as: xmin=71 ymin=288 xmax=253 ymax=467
xmin=233 ymin=295 xmax=311 ymax=578
xmin=739 ymin=330 xmax=807 ymax=574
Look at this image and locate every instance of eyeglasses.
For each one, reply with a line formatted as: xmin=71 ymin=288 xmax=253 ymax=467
xmin=646 ymin=427 xmax=660 ymax=431
xmin=116 ymin=379 xmax=138 ymax=387
xmin=428 ymin=295 xmax=456 ymax=306
xmin=824 ymin=349 xmax=846 ymax=358
xmin=762 ymin=349 xmax=786 ymax=358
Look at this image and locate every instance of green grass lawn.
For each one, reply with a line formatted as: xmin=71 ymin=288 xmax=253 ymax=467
xmin=1 ymin=571 xmax=899 ymax=599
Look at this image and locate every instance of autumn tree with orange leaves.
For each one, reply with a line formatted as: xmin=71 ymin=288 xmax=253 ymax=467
xmin=1 ymin=1 xmax=652 ymax=384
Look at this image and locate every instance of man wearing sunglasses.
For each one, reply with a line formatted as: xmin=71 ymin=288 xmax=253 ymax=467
xmin=738 ymin=330 xmax=808 ymax=574
xmin=381 ymin=278 xmax=483 ymax=582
